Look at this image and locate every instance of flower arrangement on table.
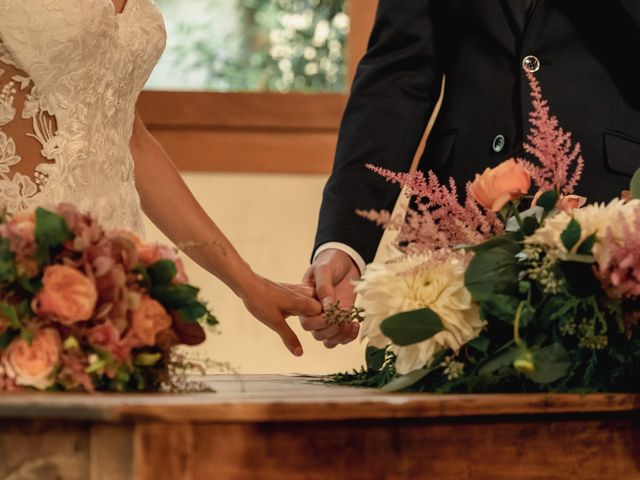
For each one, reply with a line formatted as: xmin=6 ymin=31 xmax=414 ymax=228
xmin=0 ymin=205 xmax=217 ymax=392
xmin=333 ymin=72 xmax=640 ymax=393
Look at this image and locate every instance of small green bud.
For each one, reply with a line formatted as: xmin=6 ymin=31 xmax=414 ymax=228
xmin=513 ymin=350 xmax=535 ymax=374
xmin=63 ymin=335 xmax=80 ymax=351
xmin=134 ymin=352 xmax=162 ymax=367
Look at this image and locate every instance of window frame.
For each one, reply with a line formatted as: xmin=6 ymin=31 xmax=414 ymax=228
xmin=137 ymin=0 xmax=377 ymax=173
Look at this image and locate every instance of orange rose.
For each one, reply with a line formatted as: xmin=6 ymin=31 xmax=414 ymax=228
xmin=128 ymin=296 xmax=172 ymax=347
xmin=35 ymin=265 xmax=98 ymax=325
xmin=1 ymin=329 xmax=62 ymax=390
xmin=469 ymin=159 xmax=531 ymax=212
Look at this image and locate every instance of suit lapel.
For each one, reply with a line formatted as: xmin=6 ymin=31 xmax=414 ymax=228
xmin=618 ymin=0 xmax=640 ymax=33
xmin=500 ymin=0 xmax=527 ymax=36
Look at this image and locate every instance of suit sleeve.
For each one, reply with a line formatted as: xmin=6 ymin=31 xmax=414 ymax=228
xmin=313 ymin=0 xmax=444 ymax=264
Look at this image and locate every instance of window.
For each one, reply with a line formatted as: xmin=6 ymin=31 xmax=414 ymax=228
xmin=146 ymin=0 xmax=350 ymax=93
xmin=139 ymin=1 xmax=378 ymax=173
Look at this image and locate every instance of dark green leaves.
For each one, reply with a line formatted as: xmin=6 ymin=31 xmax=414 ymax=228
xmin=35 ymin=208 xmax=73 ymax=264
xmin=560 ymin=218 xmax=581 ymax=251
xmin=147 ymin=260 xmax=178 ymax=285
xmin=382 ymin=367 xmax=433 ymax=392
xmin=380 ymin=308 xmax=443 ymax=346
xmin=465 ymin=245 xmax=522 ymax=301
xmin=0 ymin=238 xmax=16 ymax=283
xmin=365 ymin=346 xmax=387 ymax=371
xmin=631 ymin=168 xmax=640 ymax=199
xmin=536 ymin=190 xmax=559 ymax=213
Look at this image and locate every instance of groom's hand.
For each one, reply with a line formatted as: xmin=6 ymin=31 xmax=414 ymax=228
xmin=300 ymin=249 xmax=361 ymax=348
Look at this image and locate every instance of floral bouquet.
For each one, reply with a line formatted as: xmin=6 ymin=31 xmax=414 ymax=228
xmin=335 ymin=73 xmax=640 ymax=393
xmin=0 ymin=204 xmax=216 ymax=392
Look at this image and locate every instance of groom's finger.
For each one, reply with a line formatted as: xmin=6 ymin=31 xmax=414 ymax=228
xmin=313 ymin=264 xmax=336 ymax=306
xmin=299 ymin=314 xmax=328 ymax=331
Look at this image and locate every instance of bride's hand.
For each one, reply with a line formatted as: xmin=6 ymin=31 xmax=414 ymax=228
xmin=239 ymin=275 xmax=322 ymax=357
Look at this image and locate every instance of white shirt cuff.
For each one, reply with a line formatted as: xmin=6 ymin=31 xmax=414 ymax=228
xmin=314 ymin=242 xmax=367 ymax=275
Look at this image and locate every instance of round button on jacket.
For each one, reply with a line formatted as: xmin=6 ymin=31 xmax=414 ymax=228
xmin=492 ymin=134 xmax=506 ymax=153
xmin=522 ymin=55 xmax=541 ymax=73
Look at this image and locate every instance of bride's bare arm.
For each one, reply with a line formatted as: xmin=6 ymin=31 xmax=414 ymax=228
xmin=129 ymin=111 xmax=320 ymax=356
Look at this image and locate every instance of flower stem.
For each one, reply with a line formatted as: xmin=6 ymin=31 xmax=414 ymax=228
xmin=513 ymin=301 xmax=526 ymax=346
xmin=511 ymin=202 xmax=525 ymax=231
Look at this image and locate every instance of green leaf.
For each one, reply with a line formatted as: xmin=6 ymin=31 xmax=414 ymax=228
xmin=522 ymin=215 xmax=539 ymax=236
xmin=382 ymin=368 xmax=433 ymax=392
xmin=560 ymin=218 xmax=581 ymax=251
xmin=0 ymin=329 xmax=18 ymax=350
xmin=467 ymin=233 xmax=520 ymax=255
xmin=151 ymin=284 xmax=200 ymax=309
xmin=0 ymin=238 xmax=16 ymax=284
xmin=536 ymin=190 xmax=560 ymax=213
xmin=380 ymin=308 xmax=443 ymax=347
xmin=365 ymin=346 xmax=387 ymax=371
xmin=176 ymin=301 xmax=209 ymax=324
xmin=147 ymin=260 xmax=178 ymax=285
xmin=465 ymin=248 xmax=522 ymax=301
xmin=527 ymin=343 xmax=571 ymax=384
xmin=479 ymin=294 xmax=522 ymax=324
xmin=631 ymin=168 xmax=640 ymax=199
xmin=0 ymin=302 xmax=20 ymax=329
xmin=35 ymin=208 xmax=73 ymax=264
xmin=576 ymin=233 xmax=597 ymax=256
xmin=468 ymin=336 xmax=490 ymax=354
xmin=479 ymin=346 xmax=520 ymax=376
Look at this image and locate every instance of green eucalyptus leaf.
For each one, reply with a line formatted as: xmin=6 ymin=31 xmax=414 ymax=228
xmin=468 ymin=336 xmax=490 ymax=354
xmin=380 ymin=308 xmax=443 ymax=347
xmin=467 ymin=233 xmax=520 ymax=255
xmin=479 ymin=346 xmax=521 ymax=376
xmin=560 ymin=218 xmax=581 ymax=251
xmin=382 ymin=368 xmax=433 ymax=392
xmin=527 ymin=343 xmax=571 ymax=384
xmin=465 ymin=248 xmax=522 ymax=301
xmin=0 ymin=238 xmax=16 ymax=283
xmin=151 ymin=284 xmax=200 ymax=309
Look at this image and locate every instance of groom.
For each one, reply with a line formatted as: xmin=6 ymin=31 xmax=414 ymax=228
xmin=300 ymin=0 xmax=640 ymax=347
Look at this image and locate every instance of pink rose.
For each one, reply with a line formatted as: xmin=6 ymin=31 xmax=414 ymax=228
xmin=35 ymin=265 xmax=98 ymax=325
xmin=469 ymin=159 xmax=532 ymax=212
xmin=1 ymin=329 xmax=62 ymax=390
xmin=127 ymin=296 xmax=172 ymax=347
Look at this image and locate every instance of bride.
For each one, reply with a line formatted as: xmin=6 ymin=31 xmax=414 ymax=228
xmin=0 ymin=0 xmax=321 ymax=356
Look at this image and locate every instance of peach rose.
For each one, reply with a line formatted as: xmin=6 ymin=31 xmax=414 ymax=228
xmin=106 ymin=229 xmax=144 ymax=248
xmin=1 ymin=329 xmax=62 ymax=390
xmin=469 ymin=159 xmax=532 ymax=212
xmin=35 ymin=265 xmax=98 ymax=325
xmin=7 ymin=211 xmax=36 ymax=242
xmin=128 ymin=296 xmax=172 ymax=347
xmin=532 ymin=191 xmax=587 ymax=213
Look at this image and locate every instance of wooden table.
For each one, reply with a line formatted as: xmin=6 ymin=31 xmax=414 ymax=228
xmin=1 ymin=375 xmax=639 ymax=480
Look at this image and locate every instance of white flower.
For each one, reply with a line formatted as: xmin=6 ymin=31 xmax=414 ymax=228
xmin=527 ymin=198 xmax=640 ymax=266
xmin=356 ymin=252 xmax=484 ymax=375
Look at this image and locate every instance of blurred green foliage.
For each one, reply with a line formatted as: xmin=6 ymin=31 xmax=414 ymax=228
xmin=156 ymin=0 xmax=349 ymax=93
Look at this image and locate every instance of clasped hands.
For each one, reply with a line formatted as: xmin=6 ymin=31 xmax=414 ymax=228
xmin=241 ymin=249 xmax=360 ymax=357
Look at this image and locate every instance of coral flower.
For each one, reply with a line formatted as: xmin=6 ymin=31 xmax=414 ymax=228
xmin=35 ymin=265 xmax=98 ymax=324
xmin=1 ymin=329 xmax=62 ymax=390
xmin=469 ymin=159 xmax=531 ymax=211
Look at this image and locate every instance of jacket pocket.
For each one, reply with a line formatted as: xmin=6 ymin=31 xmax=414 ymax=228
xmin=420 ymin=130 xmax=457 ymax=169
xmin=603 ymin=129 xmax=640 ymax=177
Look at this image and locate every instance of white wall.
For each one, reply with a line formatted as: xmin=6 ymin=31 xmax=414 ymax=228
xmin=144 ymin=172 xmax=366 ymax=374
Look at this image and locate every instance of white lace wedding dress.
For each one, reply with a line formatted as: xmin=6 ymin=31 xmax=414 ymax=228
xmin=0 ymin=0 xmax=166 ymax=233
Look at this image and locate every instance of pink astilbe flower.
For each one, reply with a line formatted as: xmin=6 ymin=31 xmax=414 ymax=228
xmin=360 ymin=166 xmax=503 ymax=254
xmin=519 ymin=71 xmax=584 ymax=195
xmin=596 ymin=208 xmax=640 ymax=299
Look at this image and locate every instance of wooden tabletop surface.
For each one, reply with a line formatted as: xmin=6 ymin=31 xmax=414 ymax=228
xmin=0 ymin=375 xmax=638 ymax=423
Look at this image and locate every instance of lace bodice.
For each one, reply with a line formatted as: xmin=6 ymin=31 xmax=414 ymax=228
xmin=0 ymin=0 xmax=166 ymax=233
